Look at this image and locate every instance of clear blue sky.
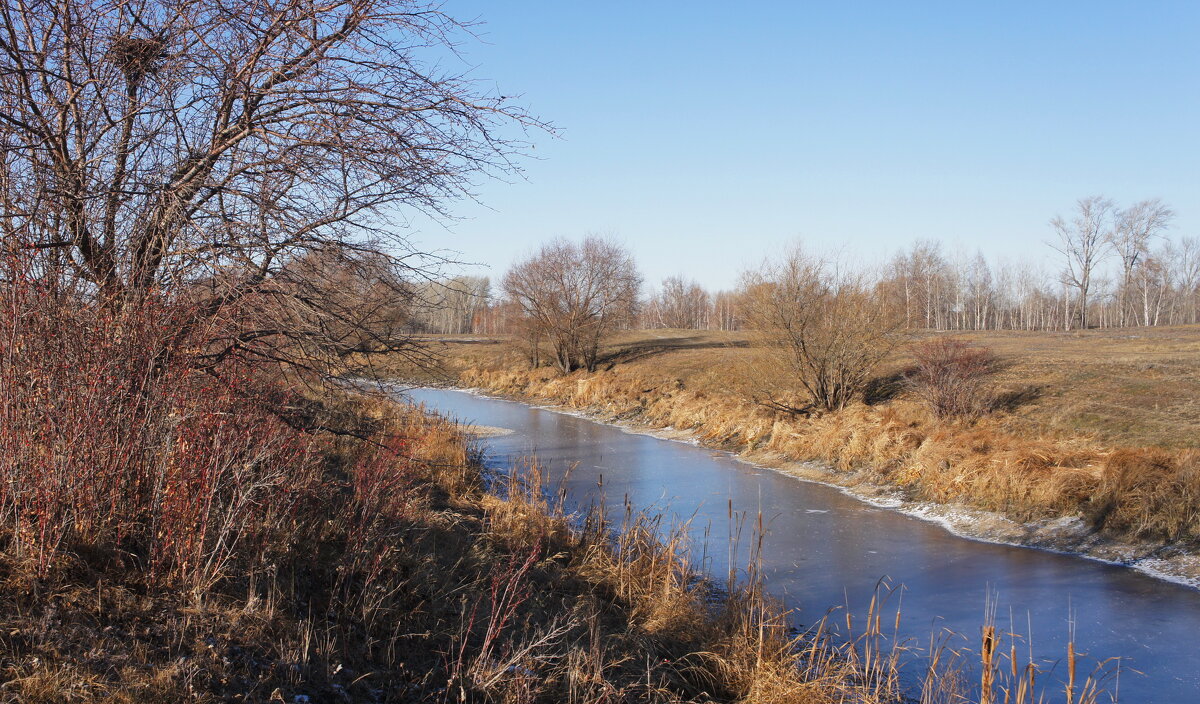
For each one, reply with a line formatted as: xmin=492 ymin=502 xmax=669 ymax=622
xmin=404 ymin=1 xmax=1200 ymax=291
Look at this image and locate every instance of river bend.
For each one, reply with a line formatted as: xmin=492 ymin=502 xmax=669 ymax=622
xmin=405 ymin=387 xmax=1200 ymax=703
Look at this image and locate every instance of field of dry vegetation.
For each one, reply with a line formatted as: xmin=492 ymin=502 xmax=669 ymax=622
xmin=0 ymin=277 xmax=1124 ymax=703
xmin=5 ymin=262 xmax=1123 ymax=704
xmin=392 ymin=326 xmax=1200 ymax=550
xmin=4 ymin=305 xmax=1108 ymax=704
xmin=0 ymin=0 xmax=1181 ymax=698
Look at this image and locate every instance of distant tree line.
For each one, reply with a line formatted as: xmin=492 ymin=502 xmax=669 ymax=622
xmin=639 ymin=277 xmax=742 ymax=331
xmin=405 ymin=276 xmax=493 ymax=334
xmin=420 ymin=195 xmax=1197 ymax=341
xmin=883 ymin=197 xmax=1198 ymax=332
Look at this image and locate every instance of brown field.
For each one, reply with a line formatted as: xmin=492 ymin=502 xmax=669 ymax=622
xmin=409 ymin=325 xmax=1200 ymax=450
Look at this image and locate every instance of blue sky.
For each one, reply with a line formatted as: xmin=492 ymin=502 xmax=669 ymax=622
xmin=404 ymin=1 xmax=1200 ymax=291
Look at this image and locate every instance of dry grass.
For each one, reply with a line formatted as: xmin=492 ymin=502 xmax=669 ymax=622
xmin=957 ymin=327 xmax=1200 ymax=450
xmin=5 ymin=377 xmax=1053 ymax=704
xmin=0 ymin=401 xmax=481 ymax=703
xmin=471 ymin=462 xmax=1117 ymax=704
xmin=0 ymin=315 xmax=1129 ymax=701
xmin=456 ymin=366 xmax=1107 ymax=525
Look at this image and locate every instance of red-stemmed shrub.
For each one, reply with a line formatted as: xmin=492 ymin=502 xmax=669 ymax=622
xmin=0 ymin=250 xmax=373 ymax=591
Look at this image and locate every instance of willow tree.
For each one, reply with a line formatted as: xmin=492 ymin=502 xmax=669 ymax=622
xmin=0 ymin=0 xmax=538 ymax=379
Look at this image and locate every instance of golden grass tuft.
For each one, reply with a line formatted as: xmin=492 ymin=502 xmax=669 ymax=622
xmin=1094 ymin=448 xmax=1200 ymax=540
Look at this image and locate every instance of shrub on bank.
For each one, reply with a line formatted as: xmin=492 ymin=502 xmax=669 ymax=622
xmin=0 ymin=256 xmax=322 ymax=588
xmin=905 ymin=337 xmax=998 ymax=420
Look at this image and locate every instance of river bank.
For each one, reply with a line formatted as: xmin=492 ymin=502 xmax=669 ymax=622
xmin=0 ymin=392 xmax=852 ymax=703
xmin=436 ymin=364 xmax=1200 ymax=589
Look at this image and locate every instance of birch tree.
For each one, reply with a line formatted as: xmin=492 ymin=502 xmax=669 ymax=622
xmin=1050 ymin=196 xmax=1115 ymax=330
xmin=1110 ymin=199 xmax=1174 ymax=326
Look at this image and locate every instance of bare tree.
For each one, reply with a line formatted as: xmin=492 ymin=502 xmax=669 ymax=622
xmin=739 ymin=247 xmax=903 ymax=413
xmin=732 ymin=217 xmax=1194 ymax=335
xmin=503 ymin=236 xmax=641 ymax=373
xmin=409 ymin=276 xmax=491 ymax=334
xmin=1110 ymin=199 xmax=1174 ymax=326
xmin=883 ymin=240 xmax=949 ymax=330
xmin=0 ymin=0 xmax=538 ymax=380
xmin=1171 ymin=236 xmax=1200 ymax=325
xmin=710 ymin=290 xmax=740 ymax=331
xmin=1050 ymin=196 xmax=1115 ymax=329
xmin=241 ymin=247 xmax=418 ymax=369
xmin=963 ymin=252 xmax=994 ymax=330
xmin=1132 ymin=247 xmax=1171 ymax=326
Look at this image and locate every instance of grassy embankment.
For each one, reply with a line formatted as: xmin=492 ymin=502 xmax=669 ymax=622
xmin=395 ymin=327 xmax=1200 ymax=549
xmin=0 ymin=381 xmax=882 ymax=704
xmin=2 ymin=288 xmax=866 ymax=703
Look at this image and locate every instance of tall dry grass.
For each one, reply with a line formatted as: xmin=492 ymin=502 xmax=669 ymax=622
xmin=471 ymin=459 xmax=1119 ymax=704
xmin=1092 ymin=448 xmax=1200 ymax=540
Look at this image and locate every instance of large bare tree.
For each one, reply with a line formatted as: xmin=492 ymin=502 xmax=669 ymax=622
xmin=739 ymin=247 xmax=903 ymax=413
xmin=503 ymin=236 xmax=640 ymax=373
xmin=1171 ymin=236 xmax=1200 ymax=325
xmin=0 ymin=0 xmax=537 ymax=377
xmin=1110 ymin=199 xmax=1174 ymax=326
xmin=1050 ymin=196 xmax=1115 ymax=330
